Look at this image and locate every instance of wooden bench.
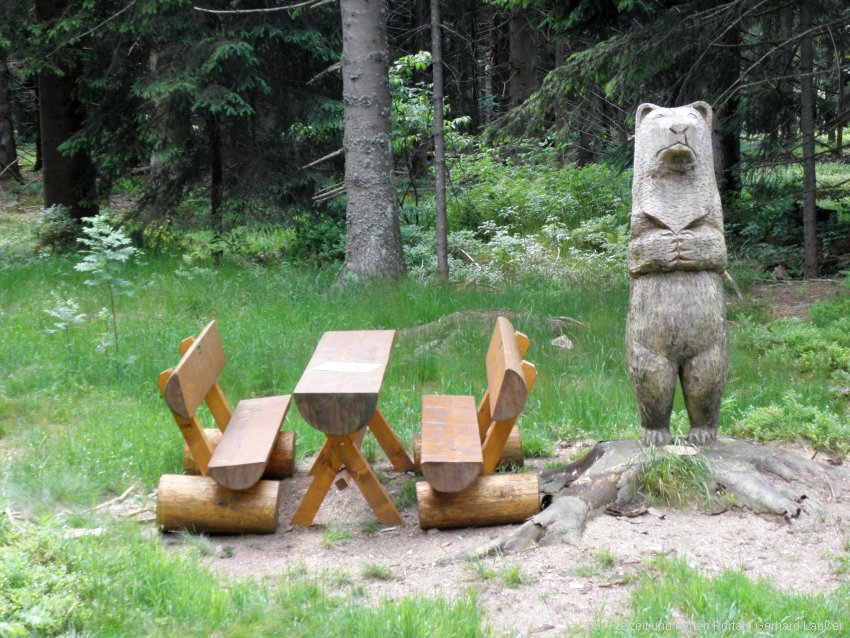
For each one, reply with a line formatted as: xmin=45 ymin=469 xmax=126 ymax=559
xmin=156 ymin=320 xmax=295 ymax=534
xmin=416 ymin=316 xmax=540 ymax=529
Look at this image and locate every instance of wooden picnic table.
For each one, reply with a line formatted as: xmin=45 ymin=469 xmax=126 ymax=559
xmin=291 ymin=329 xmax=413 ymax=526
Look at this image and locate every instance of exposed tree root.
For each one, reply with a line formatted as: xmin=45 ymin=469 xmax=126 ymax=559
xmin=440 ymin=437 xmax=849 ymax=563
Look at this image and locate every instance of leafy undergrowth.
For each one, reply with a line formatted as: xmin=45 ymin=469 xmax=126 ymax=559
xmin=727 ymin=284 xmax=850 ymax=455
xmin=0 ymin=518 xmax=487 ymax=638
xmin=586 ymin=558 xmax=850 ymax=637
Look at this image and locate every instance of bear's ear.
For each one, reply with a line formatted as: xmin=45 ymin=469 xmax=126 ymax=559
xmin=689 ymin=101 xmax=713 ymax=128
xmin=635 ymin=103 xmax=658 ymax=128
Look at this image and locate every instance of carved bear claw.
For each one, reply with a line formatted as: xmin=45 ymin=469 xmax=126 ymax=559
xmin=640 ymin=429 xmax=674 ymax=447
xmin=686 ymin=427 xmax=717 ymax=446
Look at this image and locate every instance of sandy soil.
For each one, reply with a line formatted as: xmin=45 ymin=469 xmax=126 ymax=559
xmin=153 ymin=442 xmax=850 ymax=637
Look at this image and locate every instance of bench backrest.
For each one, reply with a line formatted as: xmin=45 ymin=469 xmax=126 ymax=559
xmin=164 ymin=321 xmax=227 ymax=420
xmin=485 ymin=316 xmax=527 ymax=422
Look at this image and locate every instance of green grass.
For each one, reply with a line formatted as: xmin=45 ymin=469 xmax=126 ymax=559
xmin=321 ymin=524 xmax=353 ymax=548
xmin=572 ymin=550 xmax=617 ymax=577
xmin=584 ymin=557 xmax=850 ymax=637
xmin=0 ymin=517 xmax=487 ymax=637
xmin=361 ymin=563 xmax=393 ymax=581
xmin=637 ymin=448 xmax=714 ymax=507
xmin=467 ymin=558 xmax=530 ymax=588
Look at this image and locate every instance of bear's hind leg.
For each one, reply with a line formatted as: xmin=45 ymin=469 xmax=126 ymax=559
xmin=627 ymin=340 xmax=677 ymax=446
xmin=681 ymin=340 xmax=728 ymax=446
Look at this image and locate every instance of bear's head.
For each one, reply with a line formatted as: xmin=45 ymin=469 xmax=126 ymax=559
xmin=633 ymin=102 xmax=713 ymax=177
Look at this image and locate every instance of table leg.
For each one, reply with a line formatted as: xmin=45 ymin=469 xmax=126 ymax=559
xmin=327 ymin=434 xmax=403 ymax=526
xmin=368 ymin=410 xmax=414 ymax=472
xmin=291 ymin=440 xmax=343 ymax=526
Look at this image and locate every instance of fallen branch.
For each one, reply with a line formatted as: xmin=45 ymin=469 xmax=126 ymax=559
xmin=94 ymin=483 xmax=137 ymax=511
xmin=399 ymin=309 xmax=521 ymax=339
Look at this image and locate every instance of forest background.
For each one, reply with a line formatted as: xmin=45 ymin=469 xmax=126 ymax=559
xmin=1 ymin=1 xmax=850 ymax=637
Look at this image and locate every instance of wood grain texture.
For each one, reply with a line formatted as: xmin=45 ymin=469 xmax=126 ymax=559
xmin=291 ymin=441 xmax=342 ymax=526
xmin=158 ymin=369 xmax=213 ymax=475
xmin=413 ymin=427 xmax=523 ymax=472
xmin=164 ymin=321 xmax=227 ymax=419
xmin=420 ymin=395 xmax=483 ymax=493
xmin=485 ymin=317 xmax=526 ymax=421
xmin=156 ymin=474 xmax=281 ymax=534
xmin=207 ymin=395 xmax=291 ymax=490
xmin=627 ymin=103 xmax=728 ymax=446
xmin=294 ymin=330 xmax=395 ymax=435
xmin=179 ymin=335 xmax=232 ymax=430
xmin=183 ymin=430 xmax=296 ymax=478
xmin=482 ymin=360 xmax=537 ymax=475
xmin=416 ymin=473 xmax=540 ymax=530
xmin=367 ymin=409 xmax=414 ymax=472
xmin=328 ymin=434 xmax=403 ymax=526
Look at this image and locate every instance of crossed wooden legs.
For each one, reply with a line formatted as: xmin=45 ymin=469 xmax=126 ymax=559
xmin=291 ymin=410 xmax=414 ymax=526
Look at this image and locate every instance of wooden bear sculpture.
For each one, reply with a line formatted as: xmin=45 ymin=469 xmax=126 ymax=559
xmin=626 ymin=101 xmax=728 ymax=446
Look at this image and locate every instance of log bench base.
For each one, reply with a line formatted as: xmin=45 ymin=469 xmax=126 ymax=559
xmin=416 ymin=473 xmax=540 ymax=530
xmin=184 ymin=430 xmax=296 ymax=479
xmin=157 ymin=474 xmax=281 ymax=534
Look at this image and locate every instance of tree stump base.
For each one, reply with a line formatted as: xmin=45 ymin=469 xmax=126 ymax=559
xmin=442 ymin=437 xmax=850 ymax=563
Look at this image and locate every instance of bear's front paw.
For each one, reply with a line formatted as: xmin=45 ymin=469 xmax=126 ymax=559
xmin=687 ymin=427 xmax=717 ymax=446
xmin=640 ymin=428 xmax=673 ymax=446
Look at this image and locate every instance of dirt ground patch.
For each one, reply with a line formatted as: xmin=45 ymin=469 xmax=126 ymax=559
xmin=745 ymin=279 xmax=840 ymax=320
xmin=158 ymin=441 xmax=850 ymax=636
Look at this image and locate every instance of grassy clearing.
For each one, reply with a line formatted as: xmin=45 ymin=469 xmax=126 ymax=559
xmin=2 ymin=212 xmax=849 ymax=635
xmin=583 ymin=558 xmax=850 ymax=637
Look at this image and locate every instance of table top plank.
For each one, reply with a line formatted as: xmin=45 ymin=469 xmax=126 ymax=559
xmin=294 ymin=330 xmax=395 ymax=435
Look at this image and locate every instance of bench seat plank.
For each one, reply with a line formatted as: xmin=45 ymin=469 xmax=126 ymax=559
xmin=208 ymin=395 xmax=291 ymax=490
xmin=421 ymin=395 xmax=483 ymax=493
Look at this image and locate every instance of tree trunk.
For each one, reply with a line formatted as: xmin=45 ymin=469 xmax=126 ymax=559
xmin=409 ymin=0 xmax=429 ymax=201
xmin=800 ymin=2 xmax=818 ymax=278
xmin=460 ymin=0 xmax=481 ymax=129
xmin=714 ymin=25 xmax=742 ymax=209
xmin=339 ymin=0 xmax=404 ymax=281
xmin=837 ymin=35 xmax=845 ymax=156
xmin=35 ymin=0 xmax=97 ymax=220
xmin=489 ymin=8 xmax=510 ymax=111
xmin=508 ymin=8 xmax=536 ymax=107
xmin=31 ymin=77 xmax=43 ymax=172
xmin=0 ymin=48 xmax=22 ymax=183
xmin=209 ymin=114 xmax=224 ymax=264
xmin=431 ymin=0 xmax=448 ymax=282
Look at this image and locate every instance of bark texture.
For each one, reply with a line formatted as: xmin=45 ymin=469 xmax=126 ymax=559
xmin=339 ymin=0 xmax=404 ymax=281
xmin=799 ymin=2 xmax=818 ymax=278
xmin=444 ymin=438 xmax=850 ymax=562
xmin=431 ymin=0 xmax=448 ymax=281
xmin=627 ymin=102 xmax=727 ymax=446
xmin=35 ymin=0 xmax=97 ymax=220
xmin=508 ymin=8 xmax=536 ymax=107
xmin=0 ymin=48 xmax=22 ymax=183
